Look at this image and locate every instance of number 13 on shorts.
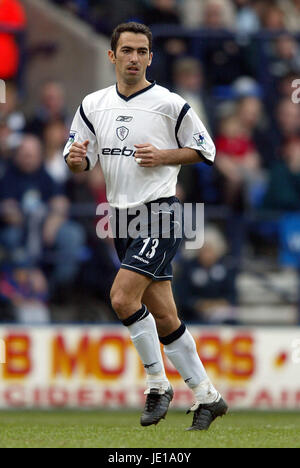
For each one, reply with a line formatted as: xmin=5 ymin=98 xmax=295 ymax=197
xmin=139 ymin=238 xmax=160 ymax=259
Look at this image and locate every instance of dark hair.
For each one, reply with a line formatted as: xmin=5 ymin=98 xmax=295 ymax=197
xmin=111 ymin=22 xmax=152 ymax=54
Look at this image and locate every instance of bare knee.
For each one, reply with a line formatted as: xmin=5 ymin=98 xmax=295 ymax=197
xmin=152 ymin=311 xmax=181 ymax=337
xmin=110 ymin=289 xmax=141 ymax=320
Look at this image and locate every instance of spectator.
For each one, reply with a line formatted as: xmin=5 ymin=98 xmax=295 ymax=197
xmin=261 ymin=4 xmax=286 ymax=31
xmin=193 ymin=1 xmax=248 ymax=87
xmin=277 ymin=71 xmax=299 ymax=101
xmin=262 ymin=137 xmax=300 ymax=211
xmin=90 ymin=0 xmax=144 ymax=36
xmin=0 ymin=82 xmax=25 ymax=176
xmin=145 ymin=1 xmax=186 ymax=86
xmin=0 ymin=266 xmax=49 ymax=323
xmin=270 ymin=34 xmax=300 ymax=80
xmin=0 ymin=81 xmax=25 ymax=148
xmin=43 ymin=119 xmax=69 ymax=184
xmin=66 ymin=168 xmax=118 ymax=309
xmin=0 ymin=0 xmax=26 ymax=80
xmin=234 ymin=92 xmax=273 ymax=169
xmin=180 ymin=0 xmax=235 ymax=29
xmin=143 ymin=0 xmax=181 ymax=26
xmin=268 ymin=98 xmax=300 ymax=159
xmin=172 ymin=56 xmax=212 ymax=131
xmin=172 ymin=56 xmax=218 ymax=203
xmin=0 ymin=135 xmax=85 ymax=292
xmin=0 ymin=119 xmax=14 ymax=172
xmin=232 ymin=75 xmax=263 ymax=100
xmin=278 ymin=0 xmax=300 ymax=32
xmin=174 ymin=225 xmax=237 ymax=323
xmin=26 ymin=81 xmax=69 ymax=138
xmin=201 ymin=0 xmax=236 ymax=30
xmin=215 ymin=112 xmax=262 ymax=210
xmin=233 ymin=0 xmax=260 ymax=33
xmin=262 ymin=34 xmax=300 ymax=115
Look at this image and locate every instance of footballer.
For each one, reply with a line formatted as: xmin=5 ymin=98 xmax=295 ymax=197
xmin=64 ymin=22 xmax=228 ymax=431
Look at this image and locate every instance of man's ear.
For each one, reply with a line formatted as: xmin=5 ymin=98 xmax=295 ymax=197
xmin=108 ymin=49 xmax=116 ymax=64
xmin=148 ymin=52 xmax=153 ymax=67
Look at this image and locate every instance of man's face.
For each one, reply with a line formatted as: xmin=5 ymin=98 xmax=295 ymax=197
xmin=109 ymin=32 xmax=152 ymax=85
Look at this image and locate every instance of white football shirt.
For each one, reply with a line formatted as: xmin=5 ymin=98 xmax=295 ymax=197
xmin=63 ymin=82 xmax=215 ymax=209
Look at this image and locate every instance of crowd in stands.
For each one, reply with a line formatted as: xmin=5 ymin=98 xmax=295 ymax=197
xmin=50 ymin=0 xmax=300 ymax=34
xmin=0 ymin=80 xmax=118 ymax=323
xmin=0 ymin=0 xmax=300 ymax=324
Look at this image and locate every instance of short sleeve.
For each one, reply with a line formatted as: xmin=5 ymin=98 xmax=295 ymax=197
xmin=176 ymin=104 xmax=216 ymax=165
xmin=63 ymin=99 xmax=98 ymax=171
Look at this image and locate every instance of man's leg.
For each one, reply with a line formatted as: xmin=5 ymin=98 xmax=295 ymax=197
xmin=142 ymin=280 xmax=228 ymax=430
xmin=142 ymin=280 xmax=180 ymax=337
xmin=142 ymin=280 xmax=212 ymax=393
xmin=110 ymin=268 xmax=173 ymax=425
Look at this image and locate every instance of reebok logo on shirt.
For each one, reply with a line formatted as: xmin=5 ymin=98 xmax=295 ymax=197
xmin=102 ymin=146 xmax=136 ymax=157
xmin=116 ymin=116 xmax=133 ymax=122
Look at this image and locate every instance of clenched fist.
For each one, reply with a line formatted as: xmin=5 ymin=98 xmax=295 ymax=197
xmin=66 ymin=140 xmax=89 ymax=172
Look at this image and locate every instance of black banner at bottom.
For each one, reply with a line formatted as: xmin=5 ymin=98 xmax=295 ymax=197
xmin=100 ymin=449 xmax=203 ymax=465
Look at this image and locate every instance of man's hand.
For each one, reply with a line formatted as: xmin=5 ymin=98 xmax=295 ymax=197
xmin=134 ymin=144 xmax=203 ymax=167
xmin=134 ymin=143 xmax=165 ymax=167
xmin=66 ymin=140 xmax=89 ymax=172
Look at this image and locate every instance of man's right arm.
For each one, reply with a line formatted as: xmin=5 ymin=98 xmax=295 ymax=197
xmin=65 ymin=140 xmax=90 ymax=173
xmin=64 ymin=98 xmax=99 ymax=172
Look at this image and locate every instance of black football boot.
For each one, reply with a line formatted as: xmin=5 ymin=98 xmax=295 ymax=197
xmin=140 ymin=386 xmax=174 ymax=427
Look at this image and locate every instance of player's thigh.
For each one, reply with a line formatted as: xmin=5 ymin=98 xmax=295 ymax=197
xmin=110 ymin=267 xmax=152 ymax=317
xmin=142 ymin=280 xmax=181 ymax=336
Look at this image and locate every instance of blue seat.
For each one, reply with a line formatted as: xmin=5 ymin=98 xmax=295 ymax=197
xmin=278 ymin=214 xmax=300 ymax=267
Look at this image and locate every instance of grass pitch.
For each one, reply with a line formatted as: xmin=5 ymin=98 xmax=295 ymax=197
xmin=0 ymin=410 xmax=299 ymax=448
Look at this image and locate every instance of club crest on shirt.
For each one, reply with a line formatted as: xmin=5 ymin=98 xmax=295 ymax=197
xmin=193 ymin=132 xmax=206 ymax=148
xmin=116 ymin=126 xmax=129 ymax=141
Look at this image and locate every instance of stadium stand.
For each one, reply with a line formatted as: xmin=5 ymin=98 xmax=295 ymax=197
xmin=0 ymin=0 xmax=300 ymax=324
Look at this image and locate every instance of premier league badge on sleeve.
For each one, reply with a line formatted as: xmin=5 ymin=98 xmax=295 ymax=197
xmin=116 ymin=126 xmax=129 ymax=141
xmin=66 ymin=130 xmax=78 ymax=151
xmin=193 ymin=132 xmax=206 ymax=149
xmin=68 ymin=131 xmax=77 ymax=144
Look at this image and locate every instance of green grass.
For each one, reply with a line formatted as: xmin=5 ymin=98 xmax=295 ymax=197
xmin=0 ymin=410 xmax=299 ymax=448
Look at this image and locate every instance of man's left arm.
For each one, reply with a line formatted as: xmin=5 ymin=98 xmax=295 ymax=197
xmin=134 ymin=144 xmax=207 ymax=167
xmin=134 ymin=104 xmax=216 ymax=167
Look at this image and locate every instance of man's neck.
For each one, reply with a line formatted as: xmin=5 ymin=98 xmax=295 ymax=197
xmin=117 ymin=79 xmax=152 ymax=98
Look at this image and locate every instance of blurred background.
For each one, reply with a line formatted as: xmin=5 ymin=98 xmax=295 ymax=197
xmin=1 ymin=0 xmax=300 ymax=326
xmin=0 ymin=0 xmax=300 ymax=410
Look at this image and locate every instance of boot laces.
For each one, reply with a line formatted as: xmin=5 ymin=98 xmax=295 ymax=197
xmin=145 ymin=393 xmax=160 ymax=412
